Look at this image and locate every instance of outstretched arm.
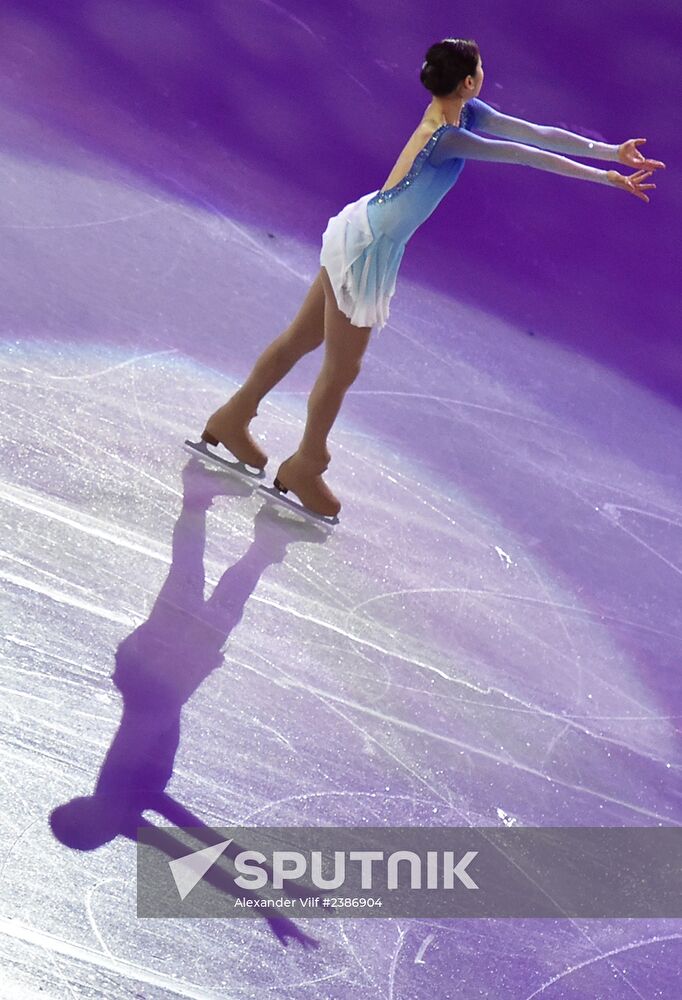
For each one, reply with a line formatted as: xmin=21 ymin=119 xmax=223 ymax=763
xmin=469 ymin=97 xmax=620 ymax=160
xmin=431 ymin=127 xmax=656 ymax=201
xmin=468 ymin=98 xmax=666 ymax=172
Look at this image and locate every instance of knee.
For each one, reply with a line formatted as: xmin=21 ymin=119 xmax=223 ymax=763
xmin=322 ymin=358 xmax=363 ymax=387
xmin=346 ymin=361 xmax=363 ymax=384
xmin=303 ymin=330 xmax=325 ymax=354
xmin=283 ymin=325 xmax=324 ymax=356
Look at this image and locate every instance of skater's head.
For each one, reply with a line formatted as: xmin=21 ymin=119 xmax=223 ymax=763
xmin=49 ymin=796 xmax=125 ymax=850
xmin=420 ymin=38 xmax=483 ymax=100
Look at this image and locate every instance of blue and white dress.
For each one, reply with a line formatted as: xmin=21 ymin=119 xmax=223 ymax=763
xmin=319 ymin=97 xmax=618 ymax=330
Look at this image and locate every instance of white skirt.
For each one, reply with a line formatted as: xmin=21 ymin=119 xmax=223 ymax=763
xmin=319 ymin=190 xmax=405 ymax=332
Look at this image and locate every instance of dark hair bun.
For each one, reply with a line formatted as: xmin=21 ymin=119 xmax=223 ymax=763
xmin=419 ymin=38 xmax=479 ymax=97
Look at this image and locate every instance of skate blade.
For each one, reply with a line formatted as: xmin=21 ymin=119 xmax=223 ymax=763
xmin=183 ymin=439 xmax=266 ymax=484
xmin=258 ymin=484 xmax=340 ymax=527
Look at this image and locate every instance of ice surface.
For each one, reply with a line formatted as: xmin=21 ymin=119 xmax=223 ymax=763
xmin=0 ymin=1 xmax=680 ymax=997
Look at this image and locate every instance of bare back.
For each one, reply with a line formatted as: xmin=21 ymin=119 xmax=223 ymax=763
xmin=378 ymin=108 xmax=457 ymax=192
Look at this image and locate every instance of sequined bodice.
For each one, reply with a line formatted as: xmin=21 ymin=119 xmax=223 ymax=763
xmin=372 ymin=102 xmax=473 ymax=204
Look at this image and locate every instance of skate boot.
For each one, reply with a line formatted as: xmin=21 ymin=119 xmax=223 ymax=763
xmin=272 ymin=452 xmax=341 ymax=518
xmin=202 ymin=397 xmax=267 ymax=470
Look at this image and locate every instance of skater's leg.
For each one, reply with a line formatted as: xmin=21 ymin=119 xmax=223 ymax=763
xmin=274 ymin=266 xmax=373 ymax=515
xmin=297 ymin=266 xmax=372 ymax=463
xmin=203 ymin=269 xmax=326 ymax=466
xmin=227 ymin=268 xmax=327 ymax=413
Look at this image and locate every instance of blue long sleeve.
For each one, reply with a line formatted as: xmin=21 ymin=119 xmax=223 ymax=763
xmin=468 ymin=97 xmax=620 ymax=162
xmin=365 ymin=98 xmax=616 ymax=253
xmin=429 ymin=121 xmax=612 ymax=185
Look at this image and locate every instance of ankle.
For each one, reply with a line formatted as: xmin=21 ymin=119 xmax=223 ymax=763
xmin=293 ymin=447 xmax=332 ymax=470
xmin=224 ymin=391 xmax=260 ymax=419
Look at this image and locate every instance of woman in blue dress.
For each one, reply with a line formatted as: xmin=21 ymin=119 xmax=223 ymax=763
xmin=198 ymin=38 xmax=664 ymax=520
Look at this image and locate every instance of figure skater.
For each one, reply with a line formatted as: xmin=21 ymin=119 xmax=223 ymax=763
xmin=196 ymin=37 xmax=664 ymax=520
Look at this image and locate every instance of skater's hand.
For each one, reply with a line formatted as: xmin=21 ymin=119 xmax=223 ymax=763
xmin=606 ymin=168 xmax=656 ymax=203
xmin=267 ymin=915 xmax=320 ymax=950
xmin=617 ymin=138 xmax=665 ymax=172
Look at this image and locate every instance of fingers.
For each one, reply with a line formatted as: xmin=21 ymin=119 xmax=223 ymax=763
xmin=629 ymin=186 xmax=649 ymax=202
xmin=625 ymin=174 xmax=655 ymax=202
xmin=631 ymin=138 xmax=666 ymax=170
xmin=631 ymin=182 xmax=654 ymax=202
xmin=612 ymin=162 xmax=659 ymax=203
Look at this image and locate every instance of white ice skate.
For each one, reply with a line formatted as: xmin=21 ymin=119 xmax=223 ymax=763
xmin=183 ymin=439 xmax=266 ymax=486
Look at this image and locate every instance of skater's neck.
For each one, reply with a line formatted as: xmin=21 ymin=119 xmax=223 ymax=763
xmin=424 ymin=95 xmax=467 ymax=128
